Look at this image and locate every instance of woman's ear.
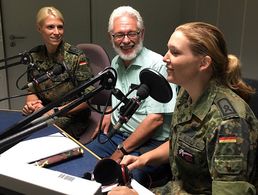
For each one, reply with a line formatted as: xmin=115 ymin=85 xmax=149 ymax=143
xmin=200 ymin=55 xmax=212 ymax=71
xmin=37 ymin=24 xmax=41 ymax=33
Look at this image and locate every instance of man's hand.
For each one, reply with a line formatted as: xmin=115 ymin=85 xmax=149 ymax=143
xmin=91 ymin=113 xmax=112 ymax=140
xmin=110 ymin=149 xmax=124 ymax=163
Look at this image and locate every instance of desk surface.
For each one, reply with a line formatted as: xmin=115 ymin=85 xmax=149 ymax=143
xmin=0 ymin=109 xmax=25 ymax=130
xmin=0 ymin=110 xmax=98 ymax=178
xmin=0 ymin=110 xmax=154 ymax=195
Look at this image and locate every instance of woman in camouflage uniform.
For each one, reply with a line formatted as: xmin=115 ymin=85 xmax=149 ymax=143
xmin=22 ymin=6 xmax=93 ymax=139
xmin=108 ymin=22 xmax=258 ymax=195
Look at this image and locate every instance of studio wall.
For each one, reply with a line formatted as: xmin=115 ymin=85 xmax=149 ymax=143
xmin=0 ymin=0 xmax=257 ymax=109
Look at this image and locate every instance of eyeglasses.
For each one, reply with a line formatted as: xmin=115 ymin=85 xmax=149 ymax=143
xmin=112 ymin=31 xmax=141 ymax=41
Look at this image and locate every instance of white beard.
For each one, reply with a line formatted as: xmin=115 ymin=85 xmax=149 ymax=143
xmin=112 ymin=41 xmax=143 ymax=61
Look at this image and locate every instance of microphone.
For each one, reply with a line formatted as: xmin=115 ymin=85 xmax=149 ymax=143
xmin=93 ymin=159 xmax=131 ymax=186
xmin=21 ymin=64 xmax=65 ymax=90
xmin=108 ymin=68 xmax=173 ymax=138
xmin=110 ymin=84 xmax=149 ymax=134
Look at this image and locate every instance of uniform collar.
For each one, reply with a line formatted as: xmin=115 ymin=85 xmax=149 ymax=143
xmin=174 ymin=80 xmax=218 ymax=124
xmin=192 ymin=80 xmax=218 ymax=121
xmin=46 ymin=41 xmax=64 ymax=57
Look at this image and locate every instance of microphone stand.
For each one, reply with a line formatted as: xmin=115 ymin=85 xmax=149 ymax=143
xmin=0 ymin=51 xmax=33 ymax=70
xmin=0 ymin=118 xmax=56 ymax=152
xmin=0 ymin=85 xmax=105 ymax=151
xmin=0 ymin=67 xmax=117 ymax=151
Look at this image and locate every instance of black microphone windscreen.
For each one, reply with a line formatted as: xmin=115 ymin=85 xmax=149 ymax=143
xmin=93 ymin=159 xmax=121 ymax=186
xmin=139 ymin=68 xmax=172 ymax=103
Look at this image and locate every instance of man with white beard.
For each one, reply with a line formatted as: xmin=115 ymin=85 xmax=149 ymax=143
xmin=86 ymin=6 xmax=177 ymax=188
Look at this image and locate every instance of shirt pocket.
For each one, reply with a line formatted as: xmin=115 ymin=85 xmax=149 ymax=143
xmin=175 ymin=133 xmax=206 ymax=170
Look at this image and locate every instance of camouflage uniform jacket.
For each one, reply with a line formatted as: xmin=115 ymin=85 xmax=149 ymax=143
xmin=28 ymin=41 xmax=93 ymax=136
xmin=168 ymin=80 xmax=258 ymax=195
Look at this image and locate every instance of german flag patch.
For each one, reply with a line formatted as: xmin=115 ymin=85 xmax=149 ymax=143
xmin=219 ymin=136 xmax=237 ymax=143
xmin=79 ymin=61 xmax=88 ymax=65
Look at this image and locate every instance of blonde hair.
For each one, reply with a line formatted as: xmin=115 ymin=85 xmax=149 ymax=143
xmin=226 ymin=54 xmax=255 ymax=102
xmin=176 ymin=22 xmax=255 ymax=102
xmin=36 ymin=6 xmax=64 ymax=26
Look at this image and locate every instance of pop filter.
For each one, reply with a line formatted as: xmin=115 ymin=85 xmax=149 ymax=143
xmin=93 ymin=159 xmax=131 ymax=186
xmin=139 ymin=68 xmax=172 ymax=103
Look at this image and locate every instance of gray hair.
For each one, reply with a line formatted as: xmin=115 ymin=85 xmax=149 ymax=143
xmin=108 ymin=6 xmax=144 ymax=33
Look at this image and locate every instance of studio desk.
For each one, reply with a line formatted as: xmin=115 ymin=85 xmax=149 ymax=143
xmin=0 ymin=110 xmax=154 ymax=195
xmin=0 ymin=109 xmax=101 ymax=195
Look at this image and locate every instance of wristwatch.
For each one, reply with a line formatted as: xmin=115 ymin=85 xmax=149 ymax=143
xmin=117 ymin=143 xmax=129 ymax=155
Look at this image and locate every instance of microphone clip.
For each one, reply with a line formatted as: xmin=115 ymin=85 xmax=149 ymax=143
xmin=118 ymin=97 xmax=140 ymax=124
xmin=20 ymin=51 xmax=33 ymax=65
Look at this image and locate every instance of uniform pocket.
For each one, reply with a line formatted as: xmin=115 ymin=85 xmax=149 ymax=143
xmin=214 ymin=155 xmax=243 ymax=175
xmin=176 ymin=133 xmax=205 ymax=166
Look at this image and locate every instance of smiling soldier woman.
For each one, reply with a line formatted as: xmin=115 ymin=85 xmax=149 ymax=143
xmin=22 ymin=6 xmax=93 ymax=139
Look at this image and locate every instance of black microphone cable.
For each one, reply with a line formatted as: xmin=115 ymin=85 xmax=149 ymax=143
xmin=15 ymin=62 xmax=37 ymax=90
xmin=86 ymin=66 xmax=120 ymax=115
xmin=94 ymin=84 xmax=139 ymax=144
xmin=4 ymin=62 xmax=67 ymax=103
xmin=1 ymin=63 xmax=68 ymax=102
xmin=0 ymin=81 xmax=65 ymax=103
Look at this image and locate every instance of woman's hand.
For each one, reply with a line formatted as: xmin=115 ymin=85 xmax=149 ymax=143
xmin=22 ymin=100 xmax=43 ymax=115
xmin=107 ymin=186 xmax=138 ymax=195
xmin=120 ymin=155 xmax=145 ymax=171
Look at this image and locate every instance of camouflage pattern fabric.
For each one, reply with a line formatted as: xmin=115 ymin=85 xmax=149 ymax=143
xmin=167 ymin=80 xmax=258 ymax=194
xmin=28 ymin=41 xmax=93 ymax=138
xmin=152 ymin=181 xmax=191 ymax=195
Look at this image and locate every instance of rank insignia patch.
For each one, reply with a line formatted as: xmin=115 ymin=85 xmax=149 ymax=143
xmin=216 ymin=98 xmax=237 ymax=118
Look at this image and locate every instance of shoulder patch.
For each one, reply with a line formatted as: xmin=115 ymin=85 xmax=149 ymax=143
xmin=29 ymin=45 xmax=43 ymax=53
xmin=215 ymin=98 xmax=239 ymax=119
xmin=68 ymin=45 xmax=82 ymax=56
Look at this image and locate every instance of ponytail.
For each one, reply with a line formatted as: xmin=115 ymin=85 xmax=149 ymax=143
xmin=225 ymin=54 xmax=256 ymax=102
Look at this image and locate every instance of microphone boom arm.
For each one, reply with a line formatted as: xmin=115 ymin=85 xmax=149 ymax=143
xmin=0 ymin=68 xmax=117 ymax=151
xmin=0 ymin=51 xmax=33 ymax=70
xmin=0 ymin=85 xmax=105 ymax=150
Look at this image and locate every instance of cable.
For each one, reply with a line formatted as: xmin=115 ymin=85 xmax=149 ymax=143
xmin=0 ymin=82 xmax=64 ymax=102
xmin=15 ymin=62 xmax=36 ymax=90
xmin=95 ymin=84 xmax=139 ymax=144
